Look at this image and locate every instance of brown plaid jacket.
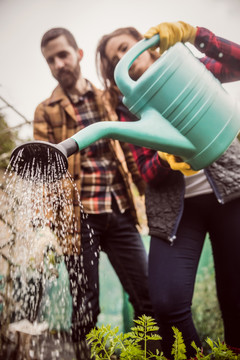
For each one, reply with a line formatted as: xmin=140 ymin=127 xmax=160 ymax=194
xmin=33 ymin=83 xmax=145 ymax=254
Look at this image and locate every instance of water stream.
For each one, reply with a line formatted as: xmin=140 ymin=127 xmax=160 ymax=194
xmin=0 ymin=148 xmax=98 ymax=359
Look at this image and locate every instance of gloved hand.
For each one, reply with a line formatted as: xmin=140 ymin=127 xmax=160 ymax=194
xmin=144 ymin=21 xmax=197 ymax=55
xmin=158 ymin=151 xmax=199 ymax=176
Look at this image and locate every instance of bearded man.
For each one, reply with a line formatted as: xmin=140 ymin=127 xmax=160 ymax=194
xmin=33 ymin=27 xmax=153 ymax=360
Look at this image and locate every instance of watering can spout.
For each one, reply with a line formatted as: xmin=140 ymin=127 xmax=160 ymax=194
xmin=10 ymin=109 xmax=197 ymax=182
xmin=68 ymin=108 xmax=196 ymax=157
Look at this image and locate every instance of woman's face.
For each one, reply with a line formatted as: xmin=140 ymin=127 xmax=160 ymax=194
xmin=105 ymin=33 xmax=155 ymax=80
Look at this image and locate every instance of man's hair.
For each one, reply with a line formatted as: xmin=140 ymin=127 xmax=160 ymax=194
xmin=41 ymin=27 xmax=79 ymax=50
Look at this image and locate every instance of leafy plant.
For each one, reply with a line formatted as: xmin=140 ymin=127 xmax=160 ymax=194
xmin=171 ymin=327 xmax=186 ymax=360
xmin=87 ymin=315 xmax=164 ymax=360
xmin=191 ymin=338 xmax=240 ymax=360
xmin=87 ymin=315 xmax=240 ymax=360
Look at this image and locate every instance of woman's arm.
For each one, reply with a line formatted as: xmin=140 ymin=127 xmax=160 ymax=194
xmin=129 ymin=144 xmax=171 ymax=184
xmin=118 ymin=110 xmax=171 ymax=184
xmin=195 ymin=27 xmax=240 ymax=82
xmin=144 ymin=22 xmax=240 ymax=83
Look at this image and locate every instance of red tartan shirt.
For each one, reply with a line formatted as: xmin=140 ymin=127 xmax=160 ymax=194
xmin=120 ymin=26 xmax=240 ymax=184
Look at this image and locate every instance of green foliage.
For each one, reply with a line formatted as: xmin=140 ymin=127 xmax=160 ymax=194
xmin=86 ymin=315 xmax=165 ymax=360
xmin=171 ymin=327 xmax=187 ymax=360
xmin=87 ymin=324 xmax=120 ymax=359
xmin=130 ymin=316 xmax=162 ymax=358
xmin=205 ymin=338 xmax=240 ymax=360
xmin=0 ymin=113 xmax=16 ymax=168
xmin=87 ymin=315 xmax=240 ymax=360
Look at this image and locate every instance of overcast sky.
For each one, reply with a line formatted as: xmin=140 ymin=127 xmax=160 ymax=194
xmin=1 ymin=0 xmax=240 ymax=139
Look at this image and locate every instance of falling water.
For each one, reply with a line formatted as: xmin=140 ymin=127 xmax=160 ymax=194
xmin=0 ymin=146 xmax=100 ymax=359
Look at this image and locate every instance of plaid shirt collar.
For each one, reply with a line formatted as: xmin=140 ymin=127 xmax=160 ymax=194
xmin=47 ymin=80 xmax=94 ymax=106
xmin=67 ymin=80 xmax=94 ymax=104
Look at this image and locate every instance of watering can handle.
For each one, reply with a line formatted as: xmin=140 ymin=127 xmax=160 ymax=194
xmin=114 ymin=34 xmax=160 ymax=96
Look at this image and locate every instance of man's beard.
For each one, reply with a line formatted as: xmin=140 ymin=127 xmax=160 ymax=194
xmin=56 ymin=65 xmax=80 ymax=90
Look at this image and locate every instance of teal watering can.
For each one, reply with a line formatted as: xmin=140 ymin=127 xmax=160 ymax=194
xmin=10 ymin=35 xmax=240 ymax=181
xmin=114 ymin=34 xmax=240 ymax=170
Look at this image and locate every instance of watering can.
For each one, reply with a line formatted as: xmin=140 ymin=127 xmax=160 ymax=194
xmin=114 ymin=34 xmax=240 ymax=170
xmin=10 ymin=35 xmax=240 ymax=181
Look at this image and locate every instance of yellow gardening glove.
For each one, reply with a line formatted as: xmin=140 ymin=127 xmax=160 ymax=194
xmin=158 ymin=151 xmax=199 ymax=176
xmin=144 ymin=21 xmax=197 ymax=55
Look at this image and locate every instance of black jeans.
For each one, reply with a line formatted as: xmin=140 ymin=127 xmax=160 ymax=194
xmin=148 ymin=194 xmax=240 ymax=359
xmin=65 ymin=198 xmax=154 ymax=342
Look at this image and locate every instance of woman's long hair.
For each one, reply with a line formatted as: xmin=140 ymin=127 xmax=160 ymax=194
xmin=96 ymin=27 xmax=158 ymax=108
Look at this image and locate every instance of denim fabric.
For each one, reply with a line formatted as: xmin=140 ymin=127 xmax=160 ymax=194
xmin=65 ymin=197 xmax=153 ymax=342
xmin=148 ymin=193 xmax=240 ymax=359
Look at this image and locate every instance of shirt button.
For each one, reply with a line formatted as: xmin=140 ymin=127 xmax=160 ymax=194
xmin=218 ymin=52 xmax=223 ymax=58
xmin=200 ymin=42 xmax=205 ymax=48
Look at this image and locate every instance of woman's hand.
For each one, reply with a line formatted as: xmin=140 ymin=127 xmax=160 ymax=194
xmin=144 ymin=21 xmax=197 ymax=54
xmin=158 ymin=151 xmax=199 ymax=176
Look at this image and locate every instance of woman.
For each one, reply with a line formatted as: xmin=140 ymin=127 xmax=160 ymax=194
xmin=96 ymin=21 xmax=240 ymax=359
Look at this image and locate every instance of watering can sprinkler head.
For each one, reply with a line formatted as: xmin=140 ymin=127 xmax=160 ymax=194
xmin=10 ymin=138 xmax=78 ymax=181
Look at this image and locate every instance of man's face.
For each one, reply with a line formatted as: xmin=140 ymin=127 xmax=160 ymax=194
xmin=42 ymin=35 xmax=81 ymax=90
